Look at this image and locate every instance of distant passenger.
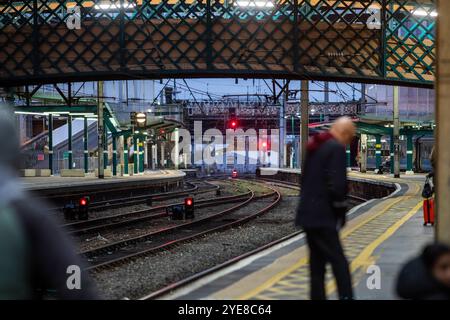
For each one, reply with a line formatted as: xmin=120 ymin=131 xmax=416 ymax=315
xmin=397 ymin=243 xmax=450 ymax=300
xmin=296 ymin=116 xmax=356 ymax=300
xmin=0 ymin=106 xmax=97 ymax=299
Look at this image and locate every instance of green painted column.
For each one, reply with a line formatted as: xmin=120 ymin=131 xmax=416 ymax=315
xmin=68 ymin=115 xmax=73 ymax=169
xmin=407 ymin=134 xmax=414 ymax=172
xmin=112 ymin=136 xmax=117 ymax=176
xmin=123 ymin=136 xmax=129 ymax=175
xmin=291 ymin=116 xmax=296 ymax=168
xmin=346 ymin=144 xmax=351 ymax=168
xmin=48 ymin=114 xmax=53 ymax=175
xmin=375 ymin=135 xmax=382 ymax=169
xmin=390 ymin=135 xmax=394 ymax=174
xmin=133 ymin=135 xmax=138 ymax=174
xmin=84 ymin=117 xmax=88 ymax=173
xmin=139 ymin=139 xmax=144 ymax=173
xmin=103 ymin=126 xmax=108 ymax=169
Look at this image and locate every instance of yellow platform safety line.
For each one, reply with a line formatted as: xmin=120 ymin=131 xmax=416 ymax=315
xmin=238 ymin=183 xmax=421 ymax=300
xmin=325 ymin=200 xmax=423 ymax=296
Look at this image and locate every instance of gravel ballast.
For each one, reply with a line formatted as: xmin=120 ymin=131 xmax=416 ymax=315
xmin=91 ymin=190 xmax=299 ymax=299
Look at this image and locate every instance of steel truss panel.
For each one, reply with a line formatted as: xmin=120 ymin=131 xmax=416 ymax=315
xmin=0 ymin=0 xmax=435 ymax=87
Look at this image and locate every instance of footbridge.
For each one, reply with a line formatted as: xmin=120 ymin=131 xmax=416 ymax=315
xmin=0 ymin=0 xmax=436 ymax=87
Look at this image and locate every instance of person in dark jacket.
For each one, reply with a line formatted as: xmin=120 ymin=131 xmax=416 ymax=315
xmin=397 ymin=243 xmax=450 ymax=300
xmin=296 ymin=116 xmax=356 ymax=300
xmin=0 ymin=105 xmax=98 ymax=299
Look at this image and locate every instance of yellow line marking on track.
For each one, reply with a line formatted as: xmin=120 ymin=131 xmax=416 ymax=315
xmin=237 ymin=183 xmax=421 ymax=300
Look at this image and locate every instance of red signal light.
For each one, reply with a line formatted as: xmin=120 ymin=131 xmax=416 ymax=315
xmin=185 ymin=197 xmax=193 ymax=206
xmin=229 ymin=119 xmax=238 ymax=129
xmin=262 ymin=142 xmax=267 ymax=148
xmin=80 ymin=197 xmax=88 ymax=206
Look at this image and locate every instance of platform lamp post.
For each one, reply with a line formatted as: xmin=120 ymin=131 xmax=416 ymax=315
xmin=436 ymin=0 xmax=450 ymax=245
xmin=97 ymin=81 xmax=105 ymax=179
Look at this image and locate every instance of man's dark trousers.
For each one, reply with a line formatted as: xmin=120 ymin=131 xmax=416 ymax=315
xmin=305 ymin=228 xmax=353 ymax=300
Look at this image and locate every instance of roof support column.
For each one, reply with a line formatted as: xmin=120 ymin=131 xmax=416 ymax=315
xmin=436 ymin=0 xmax=450 ymax=245
xmin=375 ymin=135 xmax=382 ymax=171
xmin=139 ymin=138 xmax=144 ymax=173
xmin=390 ymin=134 xmax=394 ymax=174
xmin=133 ymin=135 xmax=138 ymax=174
xmin=48 ymin=114 xmax=53 ymax=175
xmin=279 ymin=82 xmax=287 ymax=168
xmin=67 ymin=114 xmax=73 ymax=169
xmin=112 ymin=135 xmax=117 ymax=176
xmin=97 ymin=81 xmax=104 ymax=179
xmin=393 ymin=86 xmax=401 ymax=178
xmin=406 ymin=134 xmax=414 ymax=174
xmin=300 ymin=80 xmax=309 ymax=170
xmin=123 ymin=136 xmax=129 ymax=176
xmin=174 ymin=128 xmax=179 ymax=170
xmin=84 ymin=116 xmax=88 ymax=173
xmin=360 ymin=134 xmax=368 ymax=173
xmin=103 ymin=125 xmax=108 ymax=170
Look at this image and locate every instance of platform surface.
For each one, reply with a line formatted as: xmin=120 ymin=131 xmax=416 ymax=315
xmin=20 ymin=170 xmax=186 ymax=191
xmin=165 ymin=172 xmax=433 ymax=300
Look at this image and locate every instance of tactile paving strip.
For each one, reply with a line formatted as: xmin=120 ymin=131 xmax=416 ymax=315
xmin=248 ymin=182 xmax=422 ymax=300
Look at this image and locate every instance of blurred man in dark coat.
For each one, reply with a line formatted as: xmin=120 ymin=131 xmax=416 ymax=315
xmin=0 ymin=105 xmax=97 ymax=299
xmin=296 ymin=116 xmax=356 ymax=300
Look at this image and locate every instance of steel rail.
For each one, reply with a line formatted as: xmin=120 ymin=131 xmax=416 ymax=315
xmin=66 ymin=191 xmax=253 ymax=236
xmin=84 ymin=185 xmax=281 ymax=272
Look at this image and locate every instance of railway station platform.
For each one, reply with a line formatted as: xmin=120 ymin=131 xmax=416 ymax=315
xmin=20 ymin=170 xmax=186 ymax=200
xmin=163 ymin=171 xmax=433 ymax=300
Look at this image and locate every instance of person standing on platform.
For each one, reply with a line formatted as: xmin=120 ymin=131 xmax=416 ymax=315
xmin=296 ymin=116 xmax=356 ymax=300
xmin=0 ymin=106 xmax=97 ymax=299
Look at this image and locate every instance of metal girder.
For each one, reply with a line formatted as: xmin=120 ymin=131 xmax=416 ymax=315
xmin=356 ymin=121 xmax=434 ymax=136
xmin=0 ymin=0 xmax=436 ymax=87
xmin=13 ymin=104 xmax=97 ymax=114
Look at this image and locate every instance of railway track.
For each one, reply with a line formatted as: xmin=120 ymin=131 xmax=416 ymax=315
xmin=137 ymin=179 xmax=369 ymax=300
xmin=86 ymin=180 xmax=219 ymax=211
xmin=65 ymin=190 xmax=253 ymax=236
xmin=51 ymin=179 xmax=219 ymax=214
xmin=139 ymin=231 xmax=303 ymax=300
xmin=83 ymin=181 xmax=281 ymax=272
